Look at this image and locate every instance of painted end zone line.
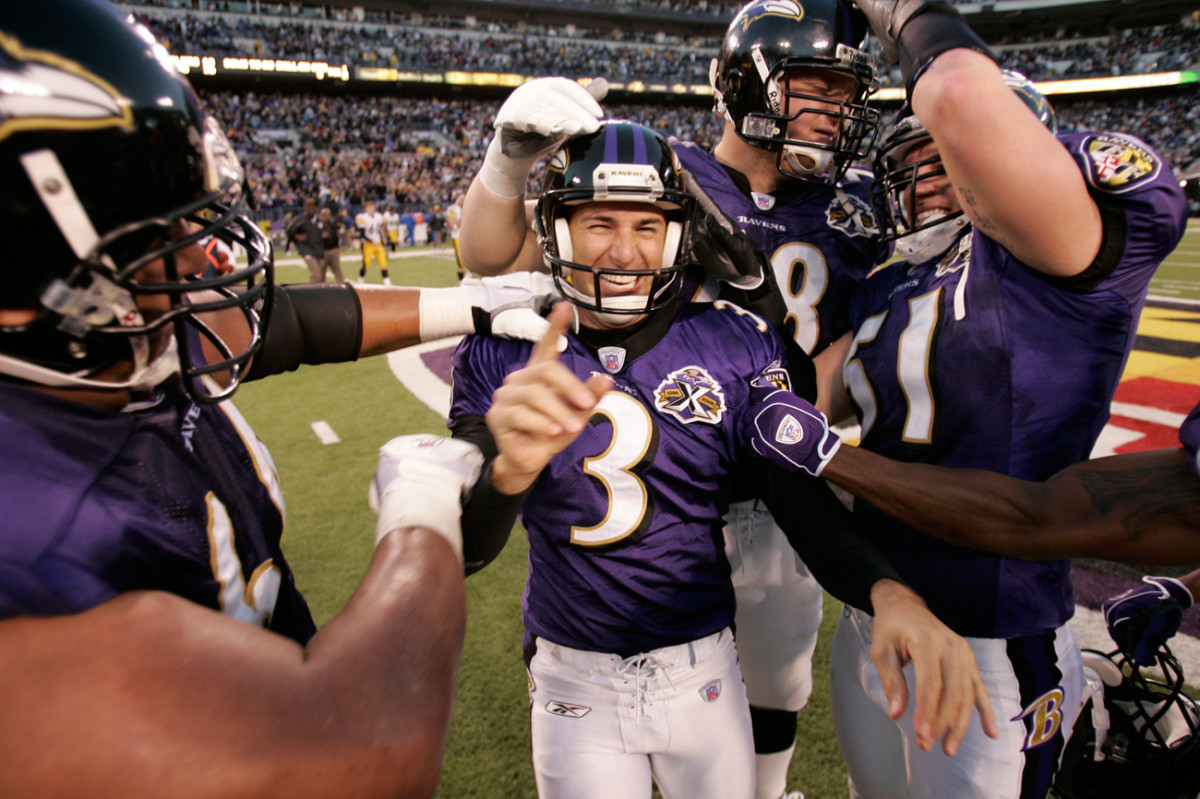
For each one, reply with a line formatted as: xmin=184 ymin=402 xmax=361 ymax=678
xmin=311 ymin=420 xmax=341 ymax=445
xmin=385 ymin=335 xmax=462 ymax=418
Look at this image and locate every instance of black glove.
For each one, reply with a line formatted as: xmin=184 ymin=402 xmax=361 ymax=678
xmin=681 ymin=169 xmax=767 ymax=291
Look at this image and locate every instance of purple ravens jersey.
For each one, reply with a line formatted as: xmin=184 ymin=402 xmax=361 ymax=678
xmin=451 ymin=301 xmax=793 ymax=656
xmin=671 ymin=139 xmax=885 ymax=356
xmin=1181 ymin=402 xmax=1200 ymax=480
xmin=0 ymin=382 xmax=316 ymax=643
xmin=842 ymin=130 xmax=1188 ymax=639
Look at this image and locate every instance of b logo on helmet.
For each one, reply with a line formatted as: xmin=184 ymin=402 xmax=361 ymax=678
xmin=741 ymin=0 xmax=804 ymax=28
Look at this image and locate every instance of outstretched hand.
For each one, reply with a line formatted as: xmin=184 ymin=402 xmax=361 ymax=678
xmin=868 ymin=580 xmax=998 ymax=756
xmin=494 ymin=77 xmax=609 ymax=161
xmin=486 ymin=304 xmax=611 ymax=494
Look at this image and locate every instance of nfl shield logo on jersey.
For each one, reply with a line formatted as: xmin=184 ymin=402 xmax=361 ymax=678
xmin=751 ymin=192 xmax=776 ymax=211
xmin=599 ymin=346 xmax=627 ymax=374
xmin=699 ymin=680 xmax=722 ymax=703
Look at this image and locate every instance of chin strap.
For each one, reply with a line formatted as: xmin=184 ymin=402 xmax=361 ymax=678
xmin=0 ymin=336 xmax=179 ymax=394
xmin=894 ymin=215 xmax=970 ymax=263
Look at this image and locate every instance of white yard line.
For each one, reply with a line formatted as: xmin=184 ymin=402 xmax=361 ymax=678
xmin=311 ymin=420 xmax=341 ymax=445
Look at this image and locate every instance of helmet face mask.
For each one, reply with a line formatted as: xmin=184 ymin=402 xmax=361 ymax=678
xmin=534 ymin=121 xmax=697 ymax=326
xmin=0 ymin=0 xmax=273 ymax=404
xmin=711 ymin=0 xmax=880 ymax=184
xmin=872 ymin=70 xmax=1057 ymax=262
xmin=1051 ymin=645 xmax=1200 ymax=799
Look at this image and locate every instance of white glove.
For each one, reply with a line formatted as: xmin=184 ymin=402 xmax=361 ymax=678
xmin=478 ymin=77 xmax=608 ymax=199
xmin=368 ymin=434 xmax=485 ymax=561
xmin=418 ymin=271 xmax=576 ymax=351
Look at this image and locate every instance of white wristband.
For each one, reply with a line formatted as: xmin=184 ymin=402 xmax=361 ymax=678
xmin=418 ymin=286 xmax=474 ymax=342
xmin=478 ymin=136 xmax=536 ymax=200
xmin=372 ymin=479 xmax=465 ymax=562
xmin=369 ymin=436 xmax=485 ymax=563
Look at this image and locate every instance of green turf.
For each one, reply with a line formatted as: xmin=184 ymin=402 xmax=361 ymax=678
xmin=1149 ymin=220 xmax=1200 ymax=302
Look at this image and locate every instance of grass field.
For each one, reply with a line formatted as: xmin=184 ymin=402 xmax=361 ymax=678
xmin=1149 ymin=219 xmax=1200 ymax=303
xmin=234 ymin=221 xmax=1200 ymax=798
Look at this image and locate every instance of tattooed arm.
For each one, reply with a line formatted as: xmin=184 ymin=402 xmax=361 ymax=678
xmin=821 ymin=445 xmax=1200 ymax=566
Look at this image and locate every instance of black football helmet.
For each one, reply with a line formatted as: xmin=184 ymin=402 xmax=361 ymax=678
xmin=0 ymin=0 xmax=272 ymax=404
xmin=872 ymin=69 xmax=1057 ymax=261
xmin=534 ymin=120 xmax=697 ymax=322
xmin=711 ymin=0 xmax=879 ymax=183
xmin=1051 ymin=645 xmax=1200 ymax=799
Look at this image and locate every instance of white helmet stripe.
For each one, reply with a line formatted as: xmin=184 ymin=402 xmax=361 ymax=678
xmin=21 ymin=149 xmax=100 ymax=259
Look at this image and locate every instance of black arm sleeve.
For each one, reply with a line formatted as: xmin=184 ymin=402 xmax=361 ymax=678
xmin=451 ymin=414 xmax=531 ymax=576
xmin=1036 ymin=193 xmax=1127 ymax=293
xmin=782 ymin=337 xmax=818 ymax=404
xmin=246 ymin=283 xmax=363 ymax=381
xmin=753 ymin=459 xmax=904 ymax=614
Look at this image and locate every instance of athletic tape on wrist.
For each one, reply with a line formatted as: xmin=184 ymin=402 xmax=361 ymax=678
xmin=418 ymin=286 xmax=474 ymax=342
xmin=478 ymin=136 xmax=536 ymax=199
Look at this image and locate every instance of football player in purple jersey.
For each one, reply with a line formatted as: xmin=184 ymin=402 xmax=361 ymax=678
xmin=799 ymin=2 xmax=1191 ymax=797
xmin=448 ymin=120 xmax=995 ymax=799
xmin=457 ymin=3 xmax=892 ymax=793
xmin=0 ymin=1 xmax=567 ymax=795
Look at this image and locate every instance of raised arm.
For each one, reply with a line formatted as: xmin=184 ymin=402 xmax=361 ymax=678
xmin=910 ymin=50 xmax=1101 ymax=276
xmin=854 ymin=0 xmax=1101 ymax=276
xmin=459 ymin=186 xmax=545 ymax=276
xmin=459 ymin=77 xmax=607 ymax=276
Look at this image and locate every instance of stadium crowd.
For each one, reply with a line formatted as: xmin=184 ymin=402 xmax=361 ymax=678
xmin=205 ymin=90 xmax=727 ymax=227
xmin=128 ymin=4 xmax=1198 ymax=85
xmin=202 ymin=86 xmax=1200 ymax=233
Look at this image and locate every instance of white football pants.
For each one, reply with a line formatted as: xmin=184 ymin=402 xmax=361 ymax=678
xmin=528 ymin=628 xmax=755 ymax=799
xmin=831 ymin=606 xmax=1084 ymax=799
xmin=724 ymin=499 xmax=824 ymax=710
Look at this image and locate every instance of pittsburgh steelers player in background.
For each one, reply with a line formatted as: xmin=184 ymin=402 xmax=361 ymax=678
xmin=447 ymin=119 xmax=996 ymax=799
xmin=384 ymin=202 xmax=402 ymax=252
xmin=0 ymin=2 xmax=570 ymax=794
xmin=779 ymin=1 xmax=1187 ymax=797
xmin=458 ymin=3 xmax=889 ymax=795
xmin=356 ymin=198 xmax=391 ymax=284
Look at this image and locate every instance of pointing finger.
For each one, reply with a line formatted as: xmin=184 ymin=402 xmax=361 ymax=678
xmin=527 ymin=302 xmax=574 ymax=367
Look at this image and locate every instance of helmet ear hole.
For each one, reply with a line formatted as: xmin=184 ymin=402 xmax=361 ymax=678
xmin=725 ymin=68 xmax=742 ymax=95
xmin=554 ymin=217 xmax=573 ymax=263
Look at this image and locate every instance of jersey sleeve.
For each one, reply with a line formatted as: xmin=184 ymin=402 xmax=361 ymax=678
xmin=1061 ymin=130 xmax=1188 ymax=295
xmin=447 ymin=334 xmax=527 ymax=423
xmin=447 ymin=335 xmax=532 ymax=575
xmin=707 ymin=301 xmax=799 ymax=464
